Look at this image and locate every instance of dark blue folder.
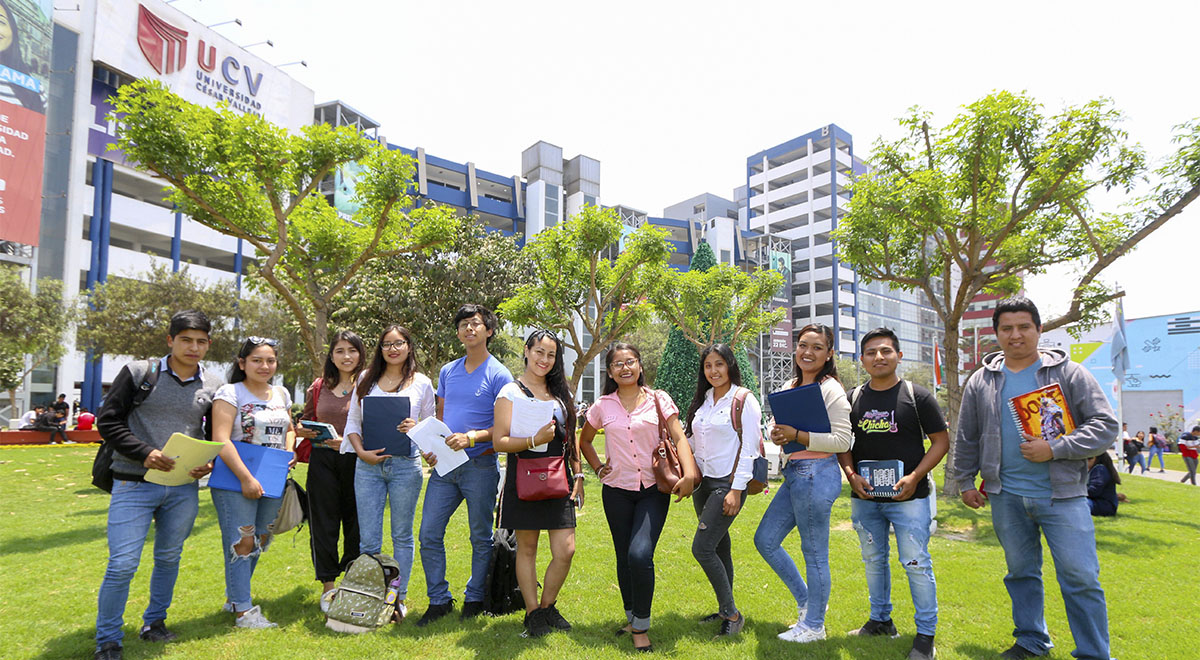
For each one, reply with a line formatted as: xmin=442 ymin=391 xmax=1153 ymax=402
xmin=363 ymin=396 xmax=411 ymax=456
xmin=767 ymin=383 xmax=831 ymax=453
xmin=209 ymin=441 xmax=292 ymax=499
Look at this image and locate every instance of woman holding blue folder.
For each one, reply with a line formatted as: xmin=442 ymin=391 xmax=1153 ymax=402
xmin=753 ymin=323 xmax=852 ymax=644
xmin=210 ymin=336 xmax=296 ymax=629
xmin=343 ymin=325 xmax=436 ymax=621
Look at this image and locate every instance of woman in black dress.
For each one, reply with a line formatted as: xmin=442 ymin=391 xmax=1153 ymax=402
xmin=492 ymin=329 xmax=581 ymax=638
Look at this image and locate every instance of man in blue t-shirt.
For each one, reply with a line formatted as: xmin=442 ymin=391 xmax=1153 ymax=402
xmin=951 ymin=298 xmax=1117 ymax=660
xmin=416 ymin=304 xmax=513 ymax=626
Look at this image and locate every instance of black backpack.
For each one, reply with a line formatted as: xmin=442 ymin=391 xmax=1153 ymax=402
xmin=481 ymin=527 xmax=523 ymax=616
xmin=91 ymin=360 xmax=161 ymax=493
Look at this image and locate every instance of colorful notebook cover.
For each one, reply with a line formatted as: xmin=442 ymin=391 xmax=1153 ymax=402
xmin=209 ymin=441 xmax=292 ymax=499
xmin=767 ymin=382 xmax=831 ymax=453
xmin=1008 ymin=383 xmax=1076 ymax=443
xmin=856 ymin=459 xmax=905 ymax=498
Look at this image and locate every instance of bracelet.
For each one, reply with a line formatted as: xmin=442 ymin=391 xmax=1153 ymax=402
xmin=795 ymin=428 xmax=801 ymax=441
xmin=527 ymin=437 xmax=534 ymax=450
xmin=573 ymin=474 xmax=585 ymax=481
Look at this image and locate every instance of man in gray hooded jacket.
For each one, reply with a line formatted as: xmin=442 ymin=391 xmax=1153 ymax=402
xmin=951 ymin=297 xmax=1117 ymax=660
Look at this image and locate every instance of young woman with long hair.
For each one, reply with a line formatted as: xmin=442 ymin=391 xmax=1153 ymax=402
xmin=341 ymin=325 xmax=436 ymax=620
xmin=210 ymin=336 xmax=296 ymax=629
xmin=753 ymin=324 xmax=853 ymax=643
xmin=0 ymin=1 xmax=46 ymax=112
xmin=579 ymin=342 xmax=698 ymax=653
xmin=492 ymin=329 xmax=582 ymax=638
xmin=683 ymin=343 xmax=763 ymax=637
xmin=296 ymin=330 xmax=367 ymax=608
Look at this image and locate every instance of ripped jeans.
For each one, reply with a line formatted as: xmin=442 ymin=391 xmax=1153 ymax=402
xmin=850 ymin=495 xmax=937 ymax=635
xmin=211 ymin=488 xmax=284 ymax=612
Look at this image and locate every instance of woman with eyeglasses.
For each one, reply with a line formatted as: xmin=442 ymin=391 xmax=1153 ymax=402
xmin=341 ymin=325 xmax=436 ymax=621
xmin=210 ymin=336 xmax=296 ymax=629
xmin=683 ymin=343 xmax=763 ymax=638
xmin=295 ymin=330 xmax=367 ymax=610
xmin=579 ymin=342 xmax=698 ymax=653
xmin=754 ymin=324 xmax=853 ymax=644
xmin=492 ymin=329 xmax=582 ymax=638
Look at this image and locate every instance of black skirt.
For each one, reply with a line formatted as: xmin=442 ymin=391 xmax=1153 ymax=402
xmin=498 ymin=427 xmax=576 ymax=530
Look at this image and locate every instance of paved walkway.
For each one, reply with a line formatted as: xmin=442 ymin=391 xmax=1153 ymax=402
xmin=1108 ymin=450 xmax=1196 ymax=485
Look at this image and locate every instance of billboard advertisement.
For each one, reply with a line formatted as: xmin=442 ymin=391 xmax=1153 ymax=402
xmin=0 ymin=0 xmax=52 ymax=247
xmin=769 ymin=248 xmax=793 ymax=353
xmin=91 ymin=0 xmax=315 ymax=132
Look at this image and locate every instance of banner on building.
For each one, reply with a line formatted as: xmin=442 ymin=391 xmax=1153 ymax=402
xmin=768 ymin=248 xmax=794 ymax=353
xmin=0 ymin=0 xmax=52 ymax=247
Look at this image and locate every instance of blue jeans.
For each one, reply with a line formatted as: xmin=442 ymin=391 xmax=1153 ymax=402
xmin=356 ymin=455 xmax=423 ymax=600
xmin=753 ymin=455 xmax=841 ymax=629
xmin=419 ymin=454 xmax=500 ymax=605
xmin=210 ymin=487 xmax=284 ymax=612
xmin=851 ymin=496 xmax=938 ymax=635
xmin=96 ymin=479 xmax=199 ymax=648
xmin=990 ymin=491 xmax=1111 ymax=660
xmin=1146 ymin=445 xmax=1165 ymax=470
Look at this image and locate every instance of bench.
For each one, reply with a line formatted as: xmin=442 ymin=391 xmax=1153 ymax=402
xmin=0 ymin=429 xmax=102 ymax=445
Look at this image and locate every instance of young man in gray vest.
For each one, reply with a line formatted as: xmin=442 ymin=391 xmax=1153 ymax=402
xmin=838 ymin=327 xmax=949 ymax=660
xmin=94 ymin=311 xmax=224 ymax=660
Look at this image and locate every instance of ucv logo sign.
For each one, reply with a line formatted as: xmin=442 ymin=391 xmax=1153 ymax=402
xmin=137 ymin=4 xmax=189 ymax=75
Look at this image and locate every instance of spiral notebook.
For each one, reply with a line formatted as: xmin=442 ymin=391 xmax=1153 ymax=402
xmin=1008 ymin=383 xmax=1075 ymax=443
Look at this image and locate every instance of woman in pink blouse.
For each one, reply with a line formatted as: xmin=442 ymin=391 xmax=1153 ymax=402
xmin=579 ymin=343 xmax=698 ymax=653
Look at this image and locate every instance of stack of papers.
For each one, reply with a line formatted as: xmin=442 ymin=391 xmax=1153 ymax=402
xmin=144 ymin=433 xmax=224 ymax=486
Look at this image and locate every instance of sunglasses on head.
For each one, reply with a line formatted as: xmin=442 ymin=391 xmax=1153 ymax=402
xmin=247 ymin=336 xmax=279 ymax=347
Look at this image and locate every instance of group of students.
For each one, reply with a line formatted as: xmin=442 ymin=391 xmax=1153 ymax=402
xmin=93 ymin=296 xmax=1120 ymax=660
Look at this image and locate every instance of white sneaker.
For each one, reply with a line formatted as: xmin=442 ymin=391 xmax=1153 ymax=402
xmin=778 ymin=623 xmax=826 ymax=643
xmin=234 ymin=605 xmax=278 ymax=629
xmin=319 ymin=591 xmax=334 ymax=614
xmin=222 ymin=601 xmax=234 ymax=613
xmin=395 ymin=602 xmax=408 ymax=621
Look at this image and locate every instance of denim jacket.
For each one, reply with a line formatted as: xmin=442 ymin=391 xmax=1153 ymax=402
xmin=951 ymin=348 xmax=1118 ymax=499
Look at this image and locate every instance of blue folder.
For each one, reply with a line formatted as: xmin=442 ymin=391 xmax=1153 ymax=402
xmin=767 ymin=382 xmax=831 ymax=453
xmin=209 ymin=441 xmax=292 ymax=499
xmin=362 ymin=396 xmax=412 ymax=456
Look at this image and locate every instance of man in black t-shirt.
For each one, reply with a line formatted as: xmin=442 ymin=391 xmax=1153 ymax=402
xmin=837 ymin=328 xmax=949 ymax=660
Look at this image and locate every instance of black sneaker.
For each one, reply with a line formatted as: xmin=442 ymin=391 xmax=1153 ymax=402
xmin=415 ymin=600 xmax=455 ymax=627
xmin=543 ymin=602 xmax=571 ymax=631
xmin=715 ymin=612 xmax=745 ymax=637
xmin=523 ymin=608 xmax=553 ymax=638
xmin=847 ymin=618 xmax=900 ymax=638
xmin=699 ymin=612 xmax=722 ymax=623
xmin=460 ymin=600 xmax=485 ymax=620
xmin=138 ymin=620 xmax=177 ymax=642
xmin=909 ymin=633 xmax=936 ymax=660
xmin=94 ymin=642 xmax=123 ymax=660
xmin=1000 ymin=643 xmax=1039 ymax=659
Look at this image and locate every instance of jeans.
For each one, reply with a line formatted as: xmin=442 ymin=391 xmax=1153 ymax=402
xmin=1125 ymin=453 xmax=1147 ymax=473
xmin=989 ymin=491 xmax=1111 ymax=660
xmin=96 ymin=479 xmax=199 ymax=648
xmin=307 ymin=449 xmax=359 ymax=582
xmin=691 ymin=476 xmax=746 ymax=619
xmin=754 ymin=455 xmax=841 ymax=629
xmin=850 ymin=496 xmax=938 ymax=635
xmin=210 ymin=487 xmax=284 ymax=612
xmin=601 ymin=483 xmax=670 ymax=630
xmin=419 ymin=454 xmax=500 ymax=605
xmin=1146 ymin=445 xmax=1165 ymax=470
xmin=1183 ymin=456 xmax=1198 ymax=485
xmin=356 ymin=455 xmax=423 ymax=600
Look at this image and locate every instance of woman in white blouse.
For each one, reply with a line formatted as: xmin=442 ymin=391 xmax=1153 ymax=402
xmin=753 ymin=323 xmax=853 ymax=644
xmin=683 ymin=343 xmax=762 ymax=638
xmin=341 ymin=325 xmax=436 ymax=620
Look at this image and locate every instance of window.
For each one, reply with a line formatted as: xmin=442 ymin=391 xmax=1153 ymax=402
xmin=694 ymin=203 xmax=706 ymax=215
xmin=721 ymin=250 xmax=731 ymax=263
xmin=545 ymin=184 xmax=559 ymax=227
xmin=584 ymin=194 xmax=596 ymax=207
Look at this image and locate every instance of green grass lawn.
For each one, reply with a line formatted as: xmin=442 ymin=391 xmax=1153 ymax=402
xmin=2 ymin=445 xmax=1195 ymax=660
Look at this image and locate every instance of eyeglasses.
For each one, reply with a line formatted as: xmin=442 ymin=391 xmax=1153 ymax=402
xmin=247 ymin=336 xmax=279 ymax=346
xmin=380 ymin=340 xmax=408 ymax=350
xmin=610 ymin=358 xmax=640 ymax=370
xmin=458 ymin=320 xmax=487 ymax=331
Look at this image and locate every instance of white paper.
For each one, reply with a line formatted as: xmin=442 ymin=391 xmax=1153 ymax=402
xmin=408 ymin=417 xmax=468 ymax=476
xmin=510 ymin=397 xmax=557 ymax=453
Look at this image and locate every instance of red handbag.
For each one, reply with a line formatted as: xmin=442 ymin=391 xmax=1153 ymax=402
xmin=516 ymin=454 xmax=570 ymax=501
xmin=294 ymin=378 xmax=321 ymax=463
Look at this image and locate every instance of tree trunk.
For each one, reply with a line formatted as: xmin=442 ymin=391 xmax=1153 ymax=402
xmin=309 ymin=307 xmax=330 ymax=381
xmin=940 ymin=319 xmax=965 ymax=497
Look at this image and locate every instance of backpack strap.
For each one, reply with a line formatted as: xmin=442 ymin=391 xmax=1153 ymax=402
xmin=900 ymin=379 xmax=926 ymax=439
xmin=131 ymin=359 xmax=160 ymax=407
xmin=726 ymin=387 xmax=752 ymax=483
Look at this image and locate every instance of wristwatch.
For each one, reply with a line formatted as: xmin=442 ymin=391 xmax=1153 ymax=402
xmin=466 ymin=430 xmax=476 ymax=448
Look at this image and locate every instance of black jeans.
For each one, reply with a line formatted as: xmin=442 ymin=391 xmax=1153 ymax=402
xmin=306 ymin=448 xmax=360 ymax=582
xmin=602 ymin=483 xmax=669 ymax=631
xmin=36 ymin=425 xmax=69 ymax=443
xmin=691 ymin=476 xmax=746 ymax=618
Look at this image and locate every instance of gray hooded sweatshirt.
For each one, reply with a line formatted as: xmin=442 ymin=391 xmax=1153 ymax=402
xmin=951 ymin=348 xmax=1118 ymax=499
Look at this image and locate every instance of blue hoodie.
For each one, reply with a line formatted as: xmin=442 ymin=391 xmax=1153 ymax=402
xmin=951 ymin=348 xmax=1118 ymax=499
